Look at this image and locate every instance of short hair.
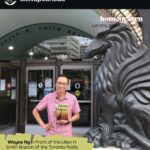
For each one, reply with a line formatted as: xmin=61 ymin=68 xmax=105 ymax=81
xmin=56 ymin=74 xmax=69 ymax=84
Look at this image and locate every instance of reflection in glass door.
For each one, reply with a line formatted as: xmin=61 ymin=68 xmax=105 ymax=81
xmin=61 ymin=65 xmax=93 ymax=127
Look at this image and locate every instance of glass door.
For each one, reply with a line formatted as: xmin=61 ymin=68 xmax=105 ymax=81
xmin=61 ymin=65 xmax=93 ymax=127
xmin=26 ymin=66 xmax=55 ymax=124
xmin=0 ymin=64 xmax=18 ymax=130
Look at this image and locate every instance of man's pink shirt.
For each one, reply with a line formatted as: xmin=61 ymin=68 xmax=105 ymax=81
xmin=36 ymin=91 xmax=81 ymax=136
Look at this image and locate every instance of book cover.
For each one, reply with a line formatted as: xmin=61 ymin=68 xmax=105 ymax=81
xmin=56 ymin=104 xmax=68 ymax=120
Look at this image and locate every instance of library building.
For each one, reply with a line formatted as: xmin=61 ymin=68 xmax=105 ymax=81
xmin=0 ymin=9 xmax=149 ymax=140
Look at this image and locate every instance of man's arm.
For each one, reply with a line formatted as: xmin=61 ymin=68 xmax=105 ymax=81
xmin=32 ymin=107 xmax=52 ymax=130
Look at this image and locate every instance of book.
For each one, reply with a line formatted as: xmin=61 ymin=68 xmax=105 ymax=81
xmin=56 ymin=104 xmax=68 ymax=120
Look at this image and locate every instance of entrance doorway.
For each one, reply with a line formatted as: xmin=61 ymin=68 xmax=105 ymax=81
xmin=25 ymin=59 xmax=93 ymax=136
xmin=61 ymin=63 xmax=93 ymax=127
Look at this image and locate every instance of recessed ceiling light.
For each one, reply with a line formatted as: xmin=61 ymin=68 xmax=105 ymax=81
xmin=44 ymin=56 xmax=48 ymax=60
xmin=8 ymin=45 xmax=14 ymax=51
xmin=29 ymin=51 xmax=34 ymax=56
xmin=93 ymin=55 xmax=98 ymax=59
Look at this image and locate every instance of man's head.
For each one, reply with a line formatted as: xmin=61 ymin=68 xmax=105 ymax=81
xmin=55 ymin=75 xmax=69 ymax=94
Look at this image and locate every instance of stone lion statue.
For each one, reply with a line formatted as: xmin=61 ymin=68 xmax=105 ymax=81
xmin=85 ymin=23 xmax=150 ymax=150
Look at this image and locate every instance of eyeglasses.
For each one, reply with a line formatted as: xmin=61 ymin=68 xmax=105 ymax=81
xmin=56 ymin=82 xmax=68 ymax=86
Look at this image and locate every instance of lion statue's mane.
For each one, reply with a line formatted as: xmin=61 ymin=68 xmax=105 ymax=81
xmin=85 ymin=23 xmax=150 ymax=150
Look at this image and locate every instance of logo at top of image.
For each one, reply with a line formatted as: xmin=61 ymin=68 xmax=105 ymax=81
xmin=4 ymin=0 xmax=17 ymax=6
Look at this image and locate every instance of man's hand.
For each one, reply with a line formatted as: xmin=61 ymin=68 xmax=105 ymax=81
xmin=41 ymin=123 xmax=53 ymax=131
xmin=56 ymin=120 xmax=69 ymax=125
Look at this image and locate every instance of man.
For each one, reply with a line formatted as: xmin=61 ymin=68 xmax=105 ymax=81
xmin=32 ymin=75 xmax=81 ymax=136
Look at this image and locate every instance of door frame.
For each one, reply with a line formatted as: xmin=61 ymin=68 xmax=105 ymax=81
xmin=0 ymin=62 xmax=19 ymax=133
